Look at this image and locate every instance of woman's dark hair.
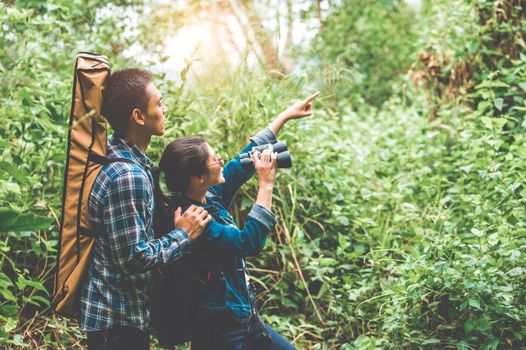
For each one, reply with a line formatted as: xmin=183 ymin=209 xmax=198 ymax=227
xmin=153 ymin=136 xmax=210 ymax=207
xmin=153 ymin=137 xmax=209 ymax=236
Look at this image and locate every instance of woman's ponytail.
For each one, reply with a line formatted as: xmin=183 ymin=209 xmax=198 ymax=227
xmin=152 ymin=165 xmax=171 ymax=237
xmin=152 ymin=165 xmax=169 ymax=207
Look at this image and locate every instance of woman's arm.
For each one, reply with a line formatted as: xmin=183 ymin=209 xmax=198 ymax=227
xmin=210 ymin=129 xmax=276 ymax=208
xmin=268 ymin=91 xmax=320 ymax=136
xmin=198 ymin=204 xmax=276 ymax=256
xmin=211 ymin=92 xmax=319 ymax=207
xmin=200 ymin=150 xmax=278 ymax=256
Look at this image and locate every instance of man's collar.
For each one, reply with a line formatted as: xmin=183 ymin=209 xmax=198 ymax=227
xmin=109 ymin=134 xmax=153 ymax=169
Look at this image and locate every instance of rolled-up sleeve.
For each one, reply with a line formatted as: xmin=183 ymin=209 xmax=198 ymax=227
xmin=103 ymin=169 xmax=190 ymax=274
xmin=250 ymin=128 xmax=277 ymax=146
xmin=247 ymin=203 xmax=277 ymax=231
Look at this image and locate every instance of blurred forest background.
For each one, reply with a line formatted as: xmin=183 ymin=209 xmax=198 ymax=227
xmin=1 ymin=0 xmax=526 ymax=349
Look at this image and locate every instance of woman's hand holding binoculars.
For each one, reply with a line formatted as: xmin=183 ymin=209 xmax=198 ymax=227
xmin=253 ymin=150 xmax=278 ymax=186
xmin=253 ymin=149 xmax=278 ymax=210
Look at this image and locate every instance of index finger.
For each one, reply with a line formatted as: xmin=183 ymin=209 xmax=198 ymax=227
xmin=251 ymin=151 xmax=261 ymax=166
xmin=270 ymin=152 xmax=278 ymax=167
xmin=304 ymin=91 xmax=320 ymax=104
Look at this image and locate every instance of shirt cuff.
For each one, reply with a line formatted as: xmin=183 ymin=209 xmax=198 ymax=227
xmin=248 ymin=204 xmax=277 ymax=231
xmin=250 ymin=128 xmax=277 ymax=146
xmin=168 ymin=228 xmax=191 ymax=252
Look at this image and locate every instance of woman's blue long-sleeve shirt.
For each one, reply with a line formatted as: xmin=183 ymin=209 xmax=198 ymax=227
xmin=172 ymin=128 xmax=276 ymax=318
xmin=168 ymin=128 xmax=278 ymax=318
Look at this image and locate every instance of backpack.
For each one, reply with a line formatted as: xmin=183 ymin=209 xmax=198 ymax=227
xmin=151 ymin=249 xmax=202 ymax=346
xmin=151 ymin=201 xmax=213 ymax=347
xmin=51 ymin=52 xmax=131 ymax=318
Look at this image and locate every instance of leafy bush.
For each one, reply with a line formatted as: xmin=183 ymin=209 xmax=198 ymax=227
xmin=312 ymin=0 xmax=419 ymax=106
xmin=1 ymin=0 xmax=525 ymax=349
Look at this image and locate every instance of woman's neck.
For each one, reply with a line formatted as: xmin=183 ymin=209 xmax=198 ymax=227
xmin=184 ymin=186 xmax=208 ymax=204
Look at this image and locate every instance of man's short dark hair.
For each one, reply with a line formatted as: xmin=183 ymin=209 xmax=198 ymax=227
xmin=102 ymin=68 xmax=153 ymax=136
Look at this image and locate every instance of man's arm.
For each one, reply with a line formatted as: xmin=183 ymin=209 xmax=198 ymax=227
xmin=102 ymin=168 xmax=194 ymax=274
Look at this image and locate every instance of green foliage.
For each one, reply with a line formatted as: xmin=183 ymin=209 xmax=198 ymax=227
xmin=0 ymin=0 xmax=144 ymax=348
xmin=312 ymin=0 xmax=419 ymax=106
xmin=1 ymin=0 xmax=525 ymax=349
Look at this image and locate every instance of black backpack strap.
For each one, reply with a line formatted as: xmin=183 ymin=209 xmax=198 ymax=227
xmin=88 ymin=152 xmax=137 ymax=166
xmin=106 ymin=157 xmax=137 ymax=165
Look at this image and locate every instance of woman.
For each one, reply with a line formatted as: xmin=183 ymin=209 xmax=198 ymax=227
xmin=153 ymin=92 xmax=319 ymax=349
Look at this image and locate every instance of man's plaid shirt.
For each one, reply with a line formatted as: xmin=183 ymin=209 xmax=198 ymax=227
xmin=80 ymin=135 xmax=190 ymax=332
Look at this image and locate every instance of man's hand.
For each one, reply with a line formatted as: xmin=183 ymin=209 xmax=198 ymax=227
xmin=279 ymin=91 xmax=320 ymax=121
xmin=173 ymin=205 xmax=211 ymax=241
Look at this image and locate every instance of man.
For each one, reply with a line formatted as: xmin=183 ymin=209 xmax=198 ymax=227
xmin=80 ymin=69 xmax=210 ymax=349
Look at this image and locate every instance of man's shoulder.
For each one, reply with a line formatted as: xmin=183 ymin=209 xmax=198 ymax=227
xmin=93 ymin=160 xmax=150 ymax=197
xmin=105 ymin=161 xmax=151 ymax=188
xmin=104 ymin=159 xmax=146 ymax=177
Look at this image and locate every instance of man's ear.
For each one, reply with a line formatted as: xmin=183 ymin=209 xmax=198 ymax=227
xmin=130 ymin=108 xmax=145 ymax=127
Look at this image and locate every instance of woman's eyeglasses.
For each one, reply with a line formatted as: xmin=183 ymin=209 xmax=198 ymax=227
xmin=208 ymin=153 xmax=223 ymax=167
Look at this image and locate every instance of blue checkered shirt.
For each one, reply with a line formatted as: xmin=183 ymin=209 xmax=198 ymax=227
xmin=80 ymin=135 xmax=190 ymax=332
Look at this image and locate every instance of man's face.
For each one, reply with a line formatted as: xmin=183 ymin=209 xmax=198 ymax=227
xmin=142 ymin=83 xmax=167 ymax=136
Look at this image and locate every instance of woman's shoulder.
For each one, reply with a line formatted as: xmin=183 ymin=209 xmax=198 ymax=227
xmin=165 ymin=192 xmax=190 ymax=212
xmin=166 ymin=192 xmax=218 ymax=212
xmin=205 ymin=188 xmax=222 ymax=202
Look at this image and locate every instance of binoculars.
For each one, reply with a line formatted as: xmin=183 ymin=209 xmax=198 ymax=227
xmin=239 ymin=141 xmax=292 ymax=169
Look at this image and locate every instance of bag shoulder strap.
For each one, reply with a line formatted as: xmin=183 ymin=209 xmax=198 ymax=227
xmin=88 ymin=152 xmax=137 ymax=167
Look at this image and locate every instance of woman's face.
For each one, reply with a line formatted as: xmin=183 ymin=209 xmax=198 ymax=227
xmin=203 ymin=143 xmax=225 ymax=186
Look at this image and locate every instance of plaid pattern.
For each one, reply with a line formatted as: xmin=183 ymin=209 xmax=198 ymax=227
xmin=80 ymin=135 xmax=190 ymax=332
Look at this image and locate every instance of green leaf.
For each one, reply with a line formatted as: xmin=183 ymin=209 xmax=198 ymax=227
xmin=471 ymin=228 xmax=484 ymax=237
xmin=507 ymin=267 xmax=523 ymax=276
xmin=494 ymin=118 xmax=507 ymax=130
xmin=476 ymin=317 xmax=491 ymax=332
xmin=2 ymin=181 xmax=21 ymax=194
xmin=0 ymin=161 xmax=29 ymax=185
xmin=0 ymin=208 xmax=52 ymax=233
xmin=16 ymin=277 xmax=49 ymax=295
xmin=469 ymin=297 xmax=481 ymax=310
xmin=494 ymin=98 xmax=504 ymax=111
xmin=480 ymin=116 xmax=493 ymax=129
xmin=3 ymin=317 xmax=17 ymax=333
xmin=475 ymin=80 xmax=510 ymax=89
xmin=337 ymin=215 xmax=350 ymax=226
xmin=0 ymin=288 xmax=16 ymax=302
xmin=465 ymin=319 xmax=475 ymax=334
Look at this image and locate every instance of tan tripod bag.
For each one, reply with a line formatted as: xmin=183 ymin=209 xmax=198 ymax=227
xmin=51 ymin=52 xmax=111 ymax=319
